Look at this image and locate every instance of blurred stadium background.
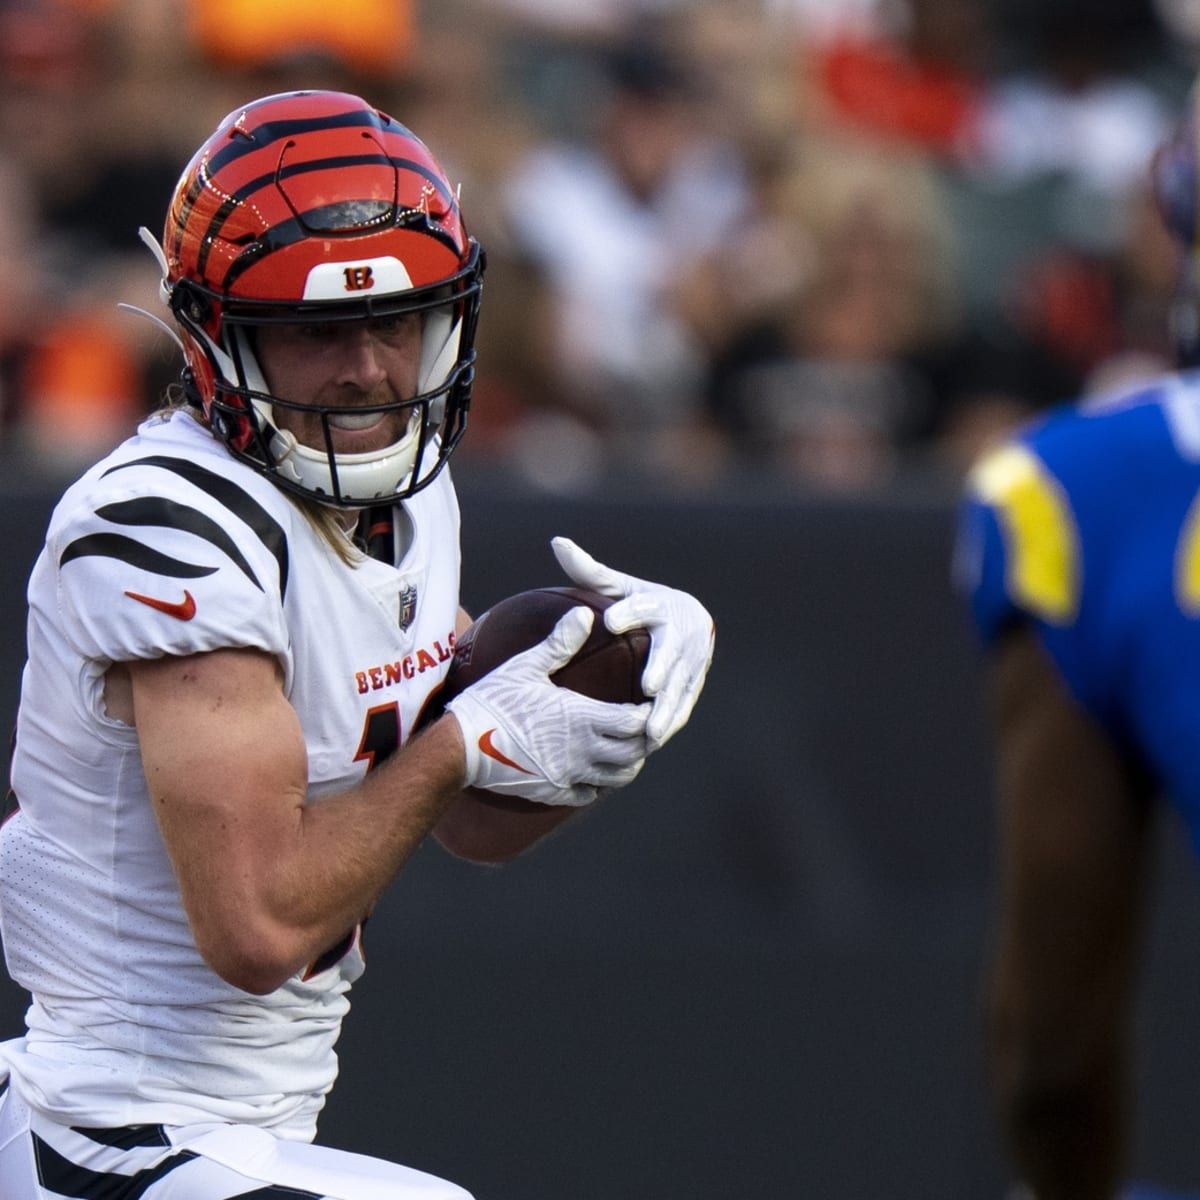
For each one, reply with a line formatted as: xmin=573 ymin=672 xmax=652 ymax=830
xmin=3 ymin=0 xmax=1200 ymax=1196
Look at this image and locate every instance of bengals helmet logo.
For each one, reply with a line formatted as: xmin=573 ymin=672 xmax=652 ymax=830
xmin=343 ymin=265 xmax=375 ymax=291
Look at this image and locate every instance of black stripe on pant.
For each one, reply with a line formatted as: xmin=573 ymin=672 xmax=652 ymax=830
xmin=32 ymin=1127 xmax=321 ymax=1199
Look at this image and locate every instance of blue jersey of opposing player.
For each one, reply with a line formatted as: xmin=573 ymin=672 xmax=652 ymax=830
xmin=957 ymin=371 xmax=1200 ymax=854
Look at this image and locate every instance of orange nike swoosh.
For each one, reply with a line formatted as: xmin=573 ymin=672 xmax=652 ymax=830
xmin=125 ymin=589 xmax=197 ymax=621
xmin=478 ymin=728 xmax=534 ymax=774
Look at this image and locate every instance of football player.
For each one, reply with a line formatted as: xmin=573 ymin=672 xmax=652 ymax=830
xmin=955 ymin=83 xmax=1200 ymax=1200
xmin=0 ymin=91 xmax=714 ymax=1198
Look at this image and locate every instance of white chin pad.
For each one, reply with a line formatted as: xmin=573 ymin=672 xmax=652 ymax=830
xmin=267 ymin=410 xmax=424 ymax=502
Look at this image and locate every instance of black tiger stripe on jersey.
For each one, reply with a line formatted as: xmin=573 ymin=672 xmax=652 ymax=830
xmin=31 ymin=1123 xmax=324 ymax=1199
xmin=97 ymin=498 xmax=265 ymax=592
xmin=102 ymin=456 xmax=289 ymax=599
xmin=218 ymin=1187 xmax=322 ymax=1199
xmin=32 ymin=1132 xmax=198 ymax=1197
xmin=69 ymin=1123 xmax=170 ymax=1150
xmin=59 ymin=533 xmax=219 ymax=580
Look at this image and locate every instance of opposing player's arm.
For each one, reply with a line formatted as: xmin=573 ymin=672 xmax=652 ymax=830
xmin=431 ymin=606 xmax=578 ymax=863
xmin=129 ymin=646 xmax=466 ymax=995
xmin=985 ymin=626 xmax=1156 ymax=1199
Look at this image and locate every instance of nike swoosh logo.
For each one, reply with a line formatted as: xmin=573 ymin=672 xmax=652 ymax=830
xmin=478 ymin=729 xmax=534 ymax=774
xmin=124 ymin=589 xmax=197 ymax=621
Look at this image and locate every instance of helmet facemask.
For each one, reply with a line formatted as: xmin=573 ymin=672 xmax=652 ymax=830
xmin=171 ymin=254 xmax=482 ymax=507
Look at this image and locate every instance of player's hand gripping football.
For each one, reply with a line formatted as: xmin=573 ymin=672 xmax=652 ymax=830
xmin=446 ymin=605 xmax=652 ymax=807
xmin=551 ymin=536 xmax=715 ymax=751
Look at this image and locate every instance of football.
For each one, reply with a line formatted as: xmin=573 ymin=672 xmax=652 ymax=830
xmin=418 ymin=586 xmax=651 ymax=808
xmin=425 ymin=586 xmax=650 ymax=720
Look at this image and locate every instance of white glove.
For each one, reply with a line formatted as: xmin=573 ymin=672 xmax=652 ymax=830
xmin=551 ymin=536 xmax=715 ymax=750
xmin=446 ymin=605 xmax=652 ymax=807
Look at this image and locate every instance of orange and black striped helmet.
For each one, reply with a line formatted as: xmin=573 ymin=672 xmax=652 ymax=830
xmin=160 ymin=90 xmax=485 ymax=506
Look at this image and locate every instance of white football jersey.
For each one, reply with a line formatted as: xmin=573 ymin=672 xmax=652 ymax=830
xmin=0 ymin=410 xmax=461 ymax=1139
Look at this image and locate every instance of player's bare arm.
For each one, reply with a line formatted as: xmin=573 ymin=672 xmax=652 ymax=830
xmin=128 ymin=646 xmax=467 ymax=995
xmin=129 ymin=588 xmax=673 ymax=989
xmin=986 ymin=627 xmax=1155 ymax=1199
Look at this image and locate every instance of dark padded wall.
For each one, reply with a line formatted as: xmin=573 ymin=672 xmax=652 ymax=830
xmin=0 ymin=475 xmax=1198 ymax=1198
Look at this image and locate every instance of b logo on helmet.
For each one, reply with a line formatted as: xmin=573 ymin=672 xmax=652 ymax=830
xmin=343 ymin=265 xmax=375 ymax=292
xmin=303 ymin=257 xmax=413 ymax=301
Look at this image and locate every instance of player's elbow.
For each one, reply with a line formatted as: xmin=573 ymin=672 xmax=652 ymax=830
xmin=210 ymin=951 xmax=295 ymax=996
xmin=194 ymin=922 xmax=299 ymax=995
xmin=218 ymin=957 xmax=293 ymax=996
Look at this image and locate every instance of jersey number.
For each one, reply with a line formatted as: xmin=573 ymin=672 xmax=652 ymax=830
xmin=354 ymin=702 xmax=401 ymax=771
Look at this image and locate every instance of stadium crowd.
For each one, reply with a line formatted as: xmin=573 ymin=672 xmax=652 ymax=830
xmin=0 ymin=0 xmax=1193 ymax=493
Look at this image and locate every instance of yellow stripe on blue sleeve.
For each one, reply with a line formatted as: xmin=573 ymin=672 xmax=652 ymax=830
xmin=967 ymin=443 xmax=1080 ymax=625
xmin=1174 ymin=492 xmax=1200 ymax=616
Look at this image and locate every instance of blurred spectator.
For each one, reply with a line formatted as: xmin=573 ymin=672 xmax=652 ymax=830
xmin=674 ymin=0 xmax=816 ymax=150
xmin=1155 ymin=0 xmax=1200 ymax=58
xmin=966 ymin=2 xmax=1176 ymax=250
xmin=922 ymin=229 xmax=1176 ymax=477
xmin=971 ymin=71 xmax=1170 ymax=208
xmin=17 ymin=254 xmax=176 ymax=474
xmin=691 ymin=134 xmax=961 ymax=490
xmin=0 ymin=1 xmax=204 ymax=470
xmin=1086 ymin=175 xmax=1180 ymax=386
xmin=0 ymin=3 xmax=108 ymax=253
xmin=811 ymin=0 xmax=996 ymax=162
xmin=766 ymin=0 xmax=896 ymax=45
xmin=0 ymin=0 xmax=1188 ymax=493
xmin=495 ymin=27 xmax=752 ymax=487
xmin=920 ymin=317 xmax=1080 ymax=476
xmin=922 ymin=0 xmax=1181 ymax=472
xmin=473 ymin=0 xmax=673 ymax=39
xmin=0 ymin=0 xmax=427 ymax=476
xmin=930 ymin=166 xmax=1180 ymax=473
xmin=0 ymin=155 xmax=44 ymax=438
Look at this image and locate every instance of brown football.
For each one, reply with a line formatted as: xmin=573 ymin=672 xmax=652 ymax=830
xmin=418 ymin=586 xmax=650 ymax=808
xmin=427 ymin=586 xmax=650 ymax=715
